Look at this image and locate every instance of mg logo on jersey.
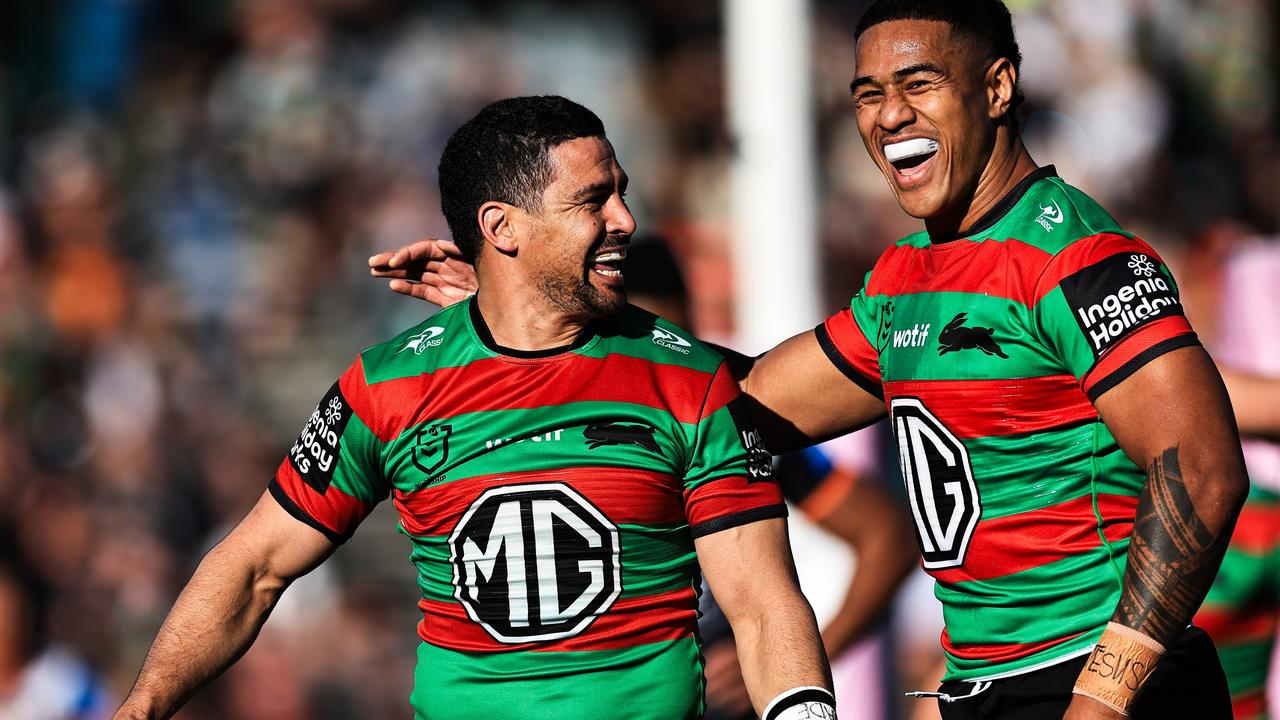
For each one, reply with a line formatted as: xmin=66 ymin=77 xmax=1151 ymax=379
xmin=891 ymin=398 xmax=981 ymax=570
xmin=449 ymin=483 xmax=621 ymax=643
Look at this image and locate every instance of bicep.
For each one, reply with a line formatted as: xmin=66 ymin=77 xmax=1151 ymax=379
xmin=217 ymin=491 xmax=337 ymax=584
xmin=695 ymin=518 xmax=802 ymax=620
xmin=743 ymin=329 xmax=887 ymax=453
xmin=1093 ymin=346 xmax=1246 ymax=499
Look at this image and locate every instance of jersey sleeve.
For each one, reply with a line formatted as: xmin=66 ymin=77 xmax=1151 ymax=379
xmin=682 ymin=362 xmax=786 ymax=538
xmin=814 ymin=273 xmax=884 ymax=400
xmin=1032 ymin=233 xmax=1200 ymax=401
xmin=269 ymin=357 xmax=389 ymax=543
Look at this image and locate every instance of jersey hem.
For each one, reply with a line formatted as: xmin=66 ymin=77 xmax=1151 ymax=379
xmin=690 ymin=503 xmax=787 ymax=539
xmin=269 ymin=479 xmax=348 ymax=544
xmin=959 ymin=644 xmax=1096 ymax=683
xmin=813 ymin=323 xmax=883 ymax=400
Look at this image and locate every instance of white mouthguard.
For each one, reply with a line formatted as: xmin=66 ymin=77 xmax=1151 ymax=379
xmin=884 ymin=138 xmax=939 ymax=163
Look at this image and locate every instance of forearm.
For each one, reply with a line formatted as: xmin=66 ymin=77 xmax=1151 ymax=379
xmin=114 ymin=542 xmax=288 ymax=719
xmin=820 ymin=532 xmax=916 ymax=658
xmin=1110 ymin=446 xmax=1245 ymax=645
xmin=731 ymin=595 xmax=833 ymax=714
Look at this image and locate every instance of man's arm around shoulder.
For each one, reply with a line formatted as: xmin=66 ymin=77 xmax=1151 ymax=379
xmin=113 ymin=491 xmax=335 ymax=720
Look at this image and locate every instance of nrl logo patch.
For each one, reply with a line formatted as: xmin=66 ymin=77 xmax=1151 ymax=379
xmin=411 ymin=423 xmax=452 ymax=488
xmin=398 ymin=326 xmax=445 ymax=355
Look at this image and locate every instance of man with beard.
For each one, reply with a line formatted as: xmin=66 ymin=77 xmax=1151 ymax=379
xmin=371 ymin=3 xmax=1248 ymax=718
xmin=112 ymin=96 xmax=834 ymax=720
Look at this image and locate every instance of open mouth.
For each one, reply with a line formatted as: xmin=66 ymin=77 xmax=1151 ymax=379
xmin=884 ymin=138 xmax=939 ymax=179
xmin=591 ymin=247 xmax=627 ymax=279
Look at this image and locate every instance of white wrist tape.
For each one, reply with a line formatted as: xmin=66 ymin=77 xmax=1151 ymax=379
xmin=762 ymin=686 xmax=837 ymax=720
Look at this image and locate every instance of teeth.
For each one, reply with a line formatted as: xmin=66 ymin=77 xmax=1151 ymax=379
xmin=884 ymin=138 xmax=939 ymax=163
xmin=595 ymin=268 xmax=621 ymax=277
xmin=595 ymin=251 xmax=625 ymax=263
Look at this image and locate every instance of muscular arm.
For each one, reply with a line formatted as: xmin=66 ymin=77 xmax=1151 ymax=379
xmin=740 ymin=329 xmax=888 ymax=453
xmin=695 ymin=517 xmax=832 ymax=715
xmin=1067 ymin=346 xmax=1247 ymax=717
xmin=113 ymin=492 xmax=335 ymax=720
xmin=812 ymin=477 xmax=917 ymax=658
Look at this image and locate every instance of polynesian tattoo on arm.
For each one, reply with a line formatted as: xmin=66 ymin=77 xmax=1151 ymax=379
xmin=1112 ymin=448 xmax=1235 ymax=646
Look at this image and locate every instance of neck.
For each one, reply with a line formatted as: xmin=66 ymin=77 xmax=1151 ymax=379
xmin=473 ymin=264 xmax=589 ymax=352
xmin=925 ymin=133 xmax=1039 ymax=239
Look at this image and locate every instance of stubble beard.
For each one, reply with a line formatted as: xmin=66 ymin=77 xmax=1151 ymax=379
xmin=537 ymin=271 xmax=626 ymax=320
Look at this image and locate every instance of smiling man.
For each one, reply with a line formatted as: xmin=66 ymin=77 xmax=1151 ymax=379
xmin=111 ymin=96 xmax=834 ymax=720
xmin=370 ymin=5 xmax=1249 ymax=719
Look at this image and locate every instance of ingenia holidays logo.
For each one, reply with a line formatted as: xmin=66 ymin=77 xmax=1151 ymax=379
xmin=1059 ymin=252 xmax=1183 ymax=357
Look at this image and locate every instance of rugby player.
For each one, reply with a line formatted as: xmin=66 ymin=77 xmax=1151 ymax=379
xmin=112 ymin=96 xmax=836 ymax=720
xmin=370 ymin=2 xmax=1248 ymax=718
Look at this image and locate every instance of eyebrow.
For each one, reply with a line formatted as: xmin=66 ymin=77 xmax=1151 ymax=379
xmin=850 ymin=62 xmax=946 ymax=94
xmin=571 ymin=172 xmax=628 ymax=201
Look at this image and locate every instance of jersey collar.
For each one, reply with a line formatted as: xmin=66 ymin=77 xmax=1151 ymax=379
xmin=929 ymin=165 xmax=1059 ymax=244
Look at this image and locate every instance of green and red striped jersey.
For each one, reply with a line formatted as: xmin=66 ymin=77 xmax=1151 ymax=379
xmin=270 ymin=298 xmax=785 ymax=719
xmin=818 ymin=166 xmax=1199 ymax=682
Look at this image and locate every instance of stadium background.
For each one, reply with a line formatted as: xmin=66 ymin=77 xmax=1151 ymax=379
xmin=0 ymin=0 xmax=1276 ymax=718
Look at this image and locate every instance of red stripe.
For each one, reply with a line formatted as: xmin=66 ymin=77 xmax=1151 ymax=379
xmin=360 ymin=354 xmax=715 ymax=442
xmin=1230 ymin=693 xmax=1265 ymax=720
xmin=416 ymin=587 xmax=697 ymax=653
xmin=684 ymin=476 xmax=784 ymax=529
xmin=864 ymin=239 xmax=1053 ymax=305
xmin=931 ymin=494 xmax=1137 ymax=585
xmin=1194 ymin=607 xmax=1279 ymax=645
xmin=1226 ymin=501 xmax=1280 ymax=554
xmin=273 ymin=459 xmax=376 ymax=537
xmin=884 ymin=375 xmax=1096 ymax=439
xmin=1081 ymin=316 xmax=1196 ymax=395
xmin=822 ymin=308 xmax=881 ymax=385
xmin=1032 ymin=233 xmax=1161 ymax=304
xmin=941 ymin=627 xmax=1087 ymax=662
xmin=393 ymin=467 xmax=689 ymax=536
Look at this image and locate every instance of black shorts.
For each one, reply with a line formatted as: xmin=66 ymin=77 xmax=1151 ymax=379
xmin=932 ymin=627 xmax=1231 ymax=720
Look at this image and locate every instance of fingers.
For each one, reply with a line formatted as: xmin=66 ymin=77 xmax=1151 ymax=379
xmin=368 ymin=238 xmax=461 ymax=272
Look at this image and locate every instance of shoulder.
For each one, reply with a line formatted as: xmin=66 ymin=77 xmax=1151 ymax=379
xmin=1010 ymin=175 xmax=1132 ymax=257
xmin=357 ymin=302 xmax=472 ymax=384
xmin=602 ymin=305 xmax=726 ymax=374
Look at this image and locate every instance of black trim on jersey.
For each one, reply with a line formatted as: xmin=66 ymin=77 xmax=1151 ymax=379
xmin=468 ymin=295 xmax=599 ymax=358
xmin=813 ymin=323 xmax=884 ymax=400
xmin=1085 ymin=334 xmax=1201 ymax=403
xmin=690 ymin=503 xmax=787 ymax=539
xmin=930 ymin=165 xmax=1059 ymax=244
xmin=269 ymin=478 xmax=347 ymax=545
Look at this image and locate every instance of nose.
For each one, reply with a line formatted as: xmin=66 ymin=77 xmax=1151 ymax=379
xmin=877 ymin=86 xmax=916 ymax=134
xmin=605 ymin=194 xmax=636 ymax=237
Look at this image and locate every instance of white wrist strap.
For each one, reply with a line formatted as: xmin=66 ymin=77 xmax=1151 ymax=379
xmin=762 ymin=686 xmax=837 ymax=720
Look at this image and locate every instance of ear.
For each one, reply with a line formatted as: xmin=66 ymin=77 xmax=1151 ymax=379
xmin=477 ymin=201 xmax=519 ymax=256
xmin=986 ymin=57 xmax=1017 ymax=121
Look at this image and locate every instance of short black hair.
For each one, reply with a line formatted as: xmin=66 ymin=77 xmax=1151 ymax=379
xmin=438 ymin=96 xmax=606 ymax=264
xmin=854 ymin=0 xmax=1024 ymax=114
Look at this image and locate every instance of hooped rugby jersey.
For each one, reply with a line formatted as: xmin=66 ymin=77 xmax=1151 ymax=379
xmin=270 ymin=298 xmax=785 ymax=719
xmin=818 ymin=166 xmax=1200 ymax=681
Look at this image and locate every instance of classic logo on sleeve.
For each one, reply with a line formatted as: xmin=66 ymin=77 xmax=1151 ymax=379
xmin=1058 ymin=252 xmax=1183 ymax=358
xmin=651 ymin=328 xmax=692 ymax=354
xmin=288 ymin=382 xmax=353 ymax=493
xmin=725 ymin=397 xmax=774 ymax=481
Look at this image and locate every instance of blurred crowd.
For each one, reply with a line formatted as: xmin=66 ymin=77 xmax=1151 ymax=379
xmin=0 ymin=1 xmax=1276 ymax=718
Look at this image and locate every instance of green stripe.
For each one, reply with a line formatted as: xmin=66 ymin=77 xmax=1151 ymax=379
xmin=947 ymin=423 xmax=1142 ymax=521
xmin=403 ymin=523 xmax=696 ymax=602
xmin=411 ymin=637 xmax=703 ymax=719
xmin=331 ymin=411 xmax=387 ymax=502
xmin=1215 ymin=638 xmax=1272 ymax=697
xmin=939 ymin=548 xmax=1125 ymax=679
